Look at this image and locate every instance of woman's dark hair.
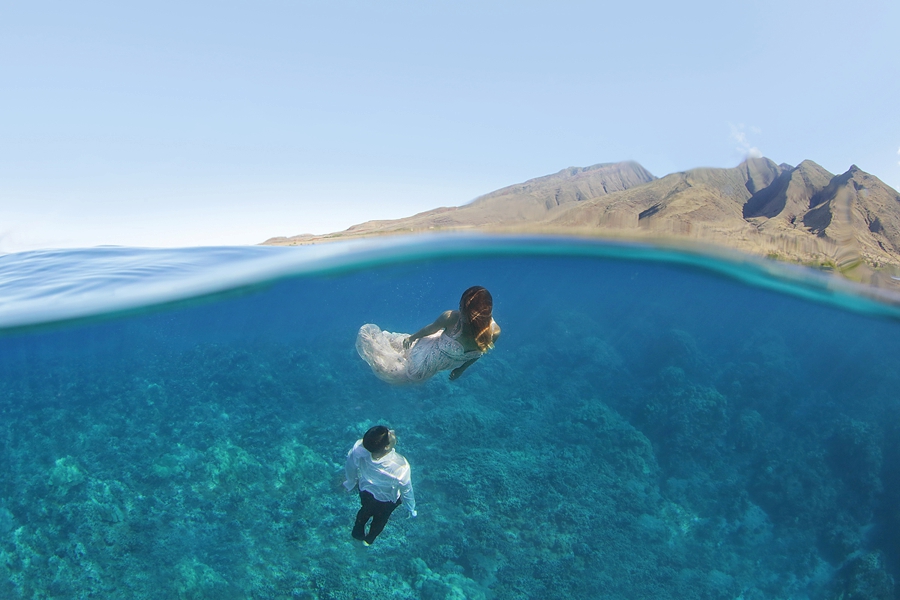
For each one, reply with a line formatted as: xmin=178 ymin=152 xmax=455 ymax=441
xmin=460 ymin=286 xmax=494 ymax=352
xmin=363 ymin=425 xmax=391 ymax=453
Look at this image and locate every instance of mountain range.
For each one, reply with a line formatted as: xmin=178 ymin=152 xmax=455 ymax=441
xmin=263 ymin=158 xmax=900 ymax=287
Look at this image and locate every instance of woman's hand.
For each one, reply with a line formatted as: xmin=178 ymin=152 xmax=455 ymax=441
xmin=403 ymin=335 xmax=415 ymax=350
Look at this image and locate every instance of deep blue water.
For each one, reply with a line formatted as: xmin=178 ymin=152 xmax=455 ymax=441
xmin=0 ymin=235 xmax=898 ymax=599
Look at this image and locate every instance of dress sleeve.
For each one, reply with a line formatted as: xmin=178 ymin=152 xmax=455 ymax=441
xmin=343 ymin=441 xmax=362 ymax=492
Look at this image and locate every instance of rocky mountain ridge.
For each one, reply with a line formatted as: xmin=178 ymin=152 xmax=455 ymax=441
xmin=264 ymin=158 xmax=900 ymax=285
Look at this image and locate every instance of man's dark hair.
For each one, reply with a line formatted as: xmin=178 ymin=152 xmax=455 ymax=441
xmin=363 ymin=425 xmax=391 ymax=453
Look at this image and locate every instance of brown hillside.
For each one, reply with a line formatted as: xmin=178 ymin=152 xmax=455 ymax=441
xmin=802 ymin=166 xmax=900 ymax=269
xmin=547 ymin=157 xmax=789 ymax=236
xmin=263 ymin=158 xmax=900 ymax=287
xmin=743 ymin=160 xmax=833 ymax=224
xmin=267 ymin=161 xmax=656 ymax=241
xmin=466 ymin=161 xmax=657 ymax=223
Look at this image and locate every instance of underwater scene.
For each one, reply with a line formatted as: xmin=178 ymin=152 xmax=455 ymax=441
xmin=0 ymin=235 xmax=898 ymax=600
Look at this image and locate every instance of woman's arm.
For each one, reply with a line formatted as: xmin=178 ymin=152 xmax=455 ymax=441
xmin=403 ymin=310 xmax=457 ymax=349
xmin=449 ymin=357 xmax=480 ymax=380
xmin=450 ymin=320 xmax=499 ymax=380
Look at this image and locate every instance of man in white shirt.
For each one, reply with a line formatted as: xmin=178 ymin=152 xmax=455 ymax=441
xmin=343 ymin=425 xmax=417 ymax=545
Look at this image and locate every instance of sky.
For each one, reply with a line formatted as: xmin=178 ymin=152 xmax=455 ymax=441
xmin=1 ymin=0 xmax=898 ymax=253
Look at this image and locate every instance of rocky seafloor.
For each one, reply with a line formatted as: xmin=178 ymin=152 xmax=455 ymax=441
xmin=0 ymin=256 xmax=897 ymax=599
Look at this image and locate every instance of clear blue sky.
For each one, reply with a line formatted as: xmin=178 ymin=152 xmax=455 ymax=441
xmin=2 ymin=0 xmax=898 ymax=252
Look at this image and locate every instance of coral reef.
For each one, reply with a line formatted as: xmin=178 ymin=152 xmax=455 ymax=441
xmin=0 ymin=257 xmax=897 ymax=598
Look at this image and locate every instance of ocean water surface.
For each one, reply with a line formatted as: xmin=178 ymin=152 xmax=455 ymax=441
xmin=0 ymin=234 xmax=898 ymax=599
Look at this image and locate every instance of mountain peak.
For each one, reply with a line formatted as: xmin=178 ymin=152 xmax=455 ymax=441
xmin=739 ymin=156 xmax=788 ymax=194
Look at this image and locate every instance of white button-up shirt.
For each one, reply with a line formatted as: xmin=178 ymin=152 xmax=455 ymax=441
xmin=343 ymin=440 xmax=416 ymax=515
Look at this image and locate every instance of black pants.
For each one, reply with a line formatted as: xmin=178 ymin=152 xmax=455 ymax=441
xmin=352 ymin=491 xmax=401 ymax=544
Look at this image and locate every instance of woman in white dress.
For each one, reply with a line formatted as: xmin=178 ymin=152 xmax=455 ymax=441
xmin=356 ymin=286 xmax=501 ymax=384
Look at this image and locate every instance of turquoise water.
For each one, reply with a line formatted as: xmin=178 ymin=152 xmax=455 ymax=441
xmin=0 ymin=234 xmax=898 ymax=599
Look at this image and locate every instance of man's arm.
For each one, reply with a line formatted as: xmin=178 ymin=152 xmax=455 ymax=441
xmin=403 ymin=311 xmax=456 ymax=349
xmin=399 ymin=466 xmax=416 ymax=516
xmin=343 ymin=442 xmax=361 ymax=492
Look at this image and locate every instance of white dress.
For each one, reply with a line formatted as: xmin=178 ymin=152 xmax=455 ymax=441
xmin=355 ymin=318 xmax=487 ymax=384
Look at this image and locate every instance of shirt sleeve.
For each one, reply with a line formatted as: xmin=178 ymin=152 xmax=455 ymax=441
xmin=343 ymin=440 xmax=362 ymax=492
xmin=399 ymin=462 xmax=416 ymax=515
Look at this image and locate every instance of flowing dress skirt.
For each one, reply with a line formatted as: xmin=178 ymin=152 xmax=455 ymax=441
xmin=355 ymin=324 xmax=480 ymax=384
